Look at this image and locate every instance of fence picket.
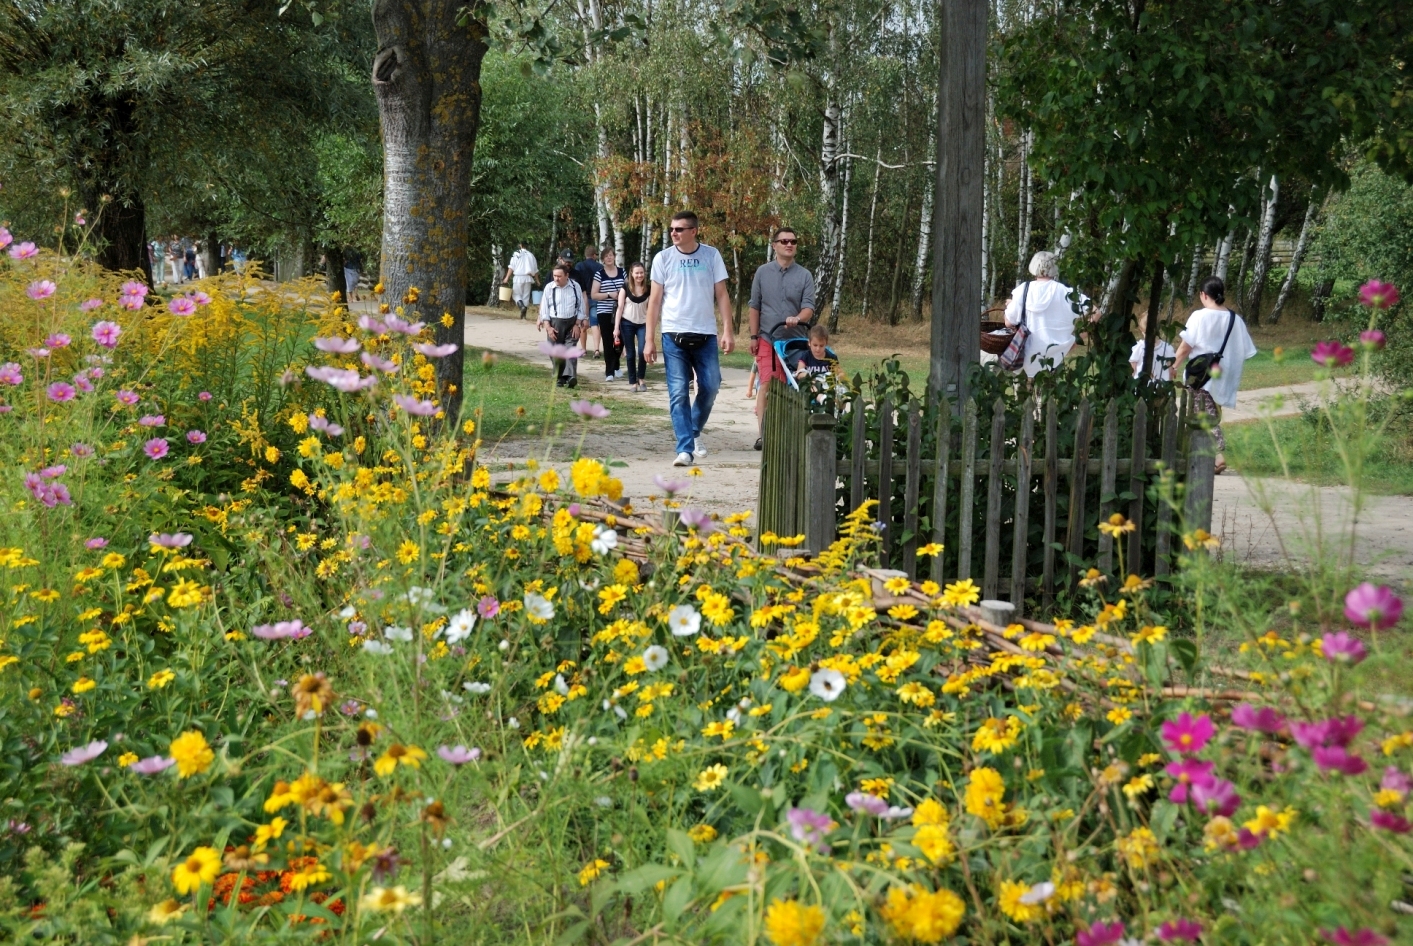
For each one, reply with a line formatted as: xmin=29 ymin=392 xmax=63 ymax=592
xmin=1010 ymin=397 xmax=1036 ymax=614
xmin=901 ymin=402 xmax=923 ymax=576
xmin=1126 ymin=399 xmax=1148 ymax=574
xmin=957 ymin=399 xmax=978 ymax=580
xmin=878 ymin=398 xmax=895 ymax=555
xmin=929 ymin=398 xmax=951 ymax=584
xmin=1065 ymin=399 xmax=1093 ymax=588
xmin=850 ymin=388 xmax=866 ymax=515
xmin=983 ymin=397 xmax=1006 ymax=599
xmin=1042 ymin=398 xmax=1058 ymax=610
xmin=1155 ymin=400 xmax=1179 ymax=578
xmin=1096 ymin=399 xmax=1119 ymax=573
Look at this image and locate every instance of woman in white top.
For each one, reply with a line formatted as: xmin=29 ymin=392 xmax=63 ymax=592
xmin=1171 ymin=276 xmax=1257 ymax=474
xmin=614 ymin=262 xmax=650 ymax=391
xmin=1130 ymin=310 xmax=1177 ymax=380
xmin=1004 ymin=251 xmax=1089 ymax=377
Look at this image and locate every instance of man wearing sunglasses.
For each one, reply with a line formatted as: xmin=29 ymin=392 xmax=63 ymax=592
xmin=747 ymin=227 xmax=816 ymax=450
xmin=644 ymin=211 xmax=736 ymax=467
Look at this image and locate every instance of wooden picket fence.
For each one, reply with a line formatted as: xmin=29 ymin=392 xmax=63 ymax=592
xmin=757 ymin=380 xmax=1217 ymax=615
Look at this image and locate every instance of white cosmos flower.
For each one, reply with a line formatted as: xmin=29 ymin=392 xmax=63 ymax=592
xmin=404 ymin=586 xmax=446 ymax=613
xmin=506 ymin=716 xmax=520 ymax=729
xmin=554 ymin=674 xmax=570 ymax=695
xmin=1018 ymin=882 xmax=1056 ymax=905
xmin=643 ymin=645 xmax=669 ymax=672
xmin=383 ymin=625 xmax=413 ymax=642
xmin=809 ymin=668 xmax=847 ymax=702
xmin=362 ymin=639 xmax=394 ymax=656
xmin=667 ymin=603 xmax=701 ymax=637
xmin=590 ymin=527 xmax=618 ymax=555
xmin=524 ymin=592 xmax=555 ymax=622
xmin=444 ymin=608 xmax=476 ymax=644
xmin=464 ymin=681 xmax=491 ymax=694
xmin=338 ymin=605 xmax=357 ymax=619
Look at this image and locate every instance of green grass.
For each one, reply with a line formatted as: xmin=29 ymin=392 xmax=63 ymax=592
xmin=1237 ymin=345 xmax=1316 ymax=390
xmin=1225 ymin=406 xmax=1413 ymax=495
xmin=461 ymin=347 xmax=658 ymax=441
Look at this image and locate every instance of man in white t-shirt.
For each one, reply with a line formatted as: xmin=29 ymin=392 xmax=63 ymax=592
xmin=1172 ymin=276 xmax=1257 ymax=474
xmin=504 ymin=241 xmax=539 ymax=320
xmin=644 ymin=211 xmax=736 ymax=466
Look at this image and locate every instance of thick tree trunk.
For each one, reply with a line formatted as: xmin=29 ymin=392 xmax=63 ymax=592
xmin=94 ymin=192 xmax=152 ymax=284
xmin=1140 ymin=257 xmax=1165 ymax=381
xmin=203 ymin=232 xmax=223 ymax=279
xmin=372 ymin=0 xmax=488 ymax=422
xmin=859 ymin=145 xmax=882 ymax=323
xmin=324 ymin=245 xmax=348 ymax=300
xmin=1245 ymin=174 xmax=1279 ymax=324
xmin=1270 ymin=189 xmax=1320 ymax=324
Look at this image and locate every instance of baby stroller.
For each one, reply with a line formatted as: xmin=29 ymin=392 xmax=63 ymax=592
xmin=772 ymin=337 xmax=838 ymax=391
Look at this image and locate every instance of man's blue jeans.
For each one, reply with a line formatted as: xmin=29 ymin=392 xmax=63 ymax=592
xmin=660 ymin=333 xmax=721 ymax=455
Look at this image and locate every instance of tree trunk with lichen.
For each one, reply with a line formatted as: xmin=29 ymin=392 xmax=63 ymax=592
xmin=372 ymin=0 xmax=488 ymax=422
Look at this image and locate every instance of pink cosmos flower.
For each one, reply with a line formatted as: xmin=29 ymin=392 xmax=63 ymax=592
xmin=0 ymin=227 xmax=10 ymax=249
xmin=360 ymin=352 xmax=399 ymax=373
xmin=74 ymin=212 xmax=86 ymax=225
xmin=358 ymin=314 xmax=388 ymax=334
xmin=1359 ymin=329 xmax=1387 ymax=350
xmin=59 ymin=740 xmax=108 ymax=766
xmin=306 ymin=365 xmax=376 ymax=392
xmin=314 ymin=336 xmax=361 ymax=354
xmin=1190 ymin=776 xmax=1241 ymax=816
xmin=382 ymin=314 xmax=425 ymax=335
xmin=1381 ymin=767 xmax=1412 ymax=797
xmin=1164 ymin=758 xmax=1215 ymax=803
xmin=25 ymin=472 xmax=72 ymax=507
xmin=1157 ymin=919 xmax=1203 ymax=942
xmin=27 ymin=280 xmax=56 ymax=300
xmin=81 ymin=298 xmax=104 ymax=312
xmin=186 ymin=430 xmax=207 ymax=444
xmin=9 ymin=241 xmax=38 ymax=260
xmin=476 ymin=595 xmax=500 ymax=619
xmin=1345 ymin=583 xmax=1403 ymax=630
xmin=70 ymin=443 xmax=94 ymax=458
xmin=26 ymin=347 xmax=50 ymax=358
xmin=1292 ymin=715 xmax=1363 ymax=750
xmin=1321 ymin=631 xmax=1367 ymax=664
xmin=139 ymin=414 xmax=164 ymax=427
xmin=91 ymin=321 xmax=121 ymax=348
xmin=308 ymin=414 xmax=344 ymax=437
xmin=72 ymin=374 xmax=93 ymax=394
xmin=115 ymin=389 xmax=139 ymax=406
xmin=1161 ymin=712 xmax=1214 ymax=755
xmin=1311 ymin=340 xmax=1355 ymax=367
xmin=117 ymin=281 xmax=148 ymax=310
xmin=1312 ymin=745 xmax=1368 ymax=775
xmin=570 ymin=399 xmax=610 ymax=419
xmin=168 ymin=296 xmax=196 ymax=317
xmin=538 ymin=340 xmax=585 ymax=359
xmin=413 ymin=342 xmax=458 ymax=358
xmin=1231 ymin=703 xmax=1286 ymax=733
xmin=144 ymin=438 xmax=169 ymax=460
xmin=45 ymin=333 xmax=71 ymax=349
xmin=1076 ymin=921 xmax=1126 ymax=946
xmin=785 ymin=807 xmax=835 ymax=853
xmin=149 ymin=533 xmax=193 ymax=548
xmin=653 ymin=474 xmax=689 ymax=495
xmin=1357 ymin=280 xmax=1400 ymax=310
xmin=85 ymin=537 xmax=108 ymax=549
xmin=47 ymin=382 xmax=76 ymax=402
xmin=188 ymin=291 xmax=212 ymax=306
xmin=198 ymin=391 xmax=212 ymax=401
xmin=0 ymin=405 xmax=11 ymax=414
xmin=1322 ymin=928 xmax=1389 ymax=946
xmin=129 ymin=755 xmax=177 ymax=775
xmin=679 ymin=508 xmax=714 ymax=533
xmin=1370 ymin=810 xmax=1411 ymax=834
xmin=393 ymin=394 xmax=438 ymax=416
xmin=0 ymin=363 xmax=22 ymax=385
xmin=845 ymin=791 xmax=890 ymax=816
xmin=40 ymin=464 xmax=67 ymax=479
xmin=251 ymin=620 xmax=313 ymax=640
xmin=437 ymin=745 xmax=482 ymax=765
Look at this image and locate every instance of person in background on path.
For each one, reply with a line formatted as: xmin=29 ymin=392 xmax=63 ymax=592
xmin=614 ymin=262 xmax=651 ymax=392
xmin=165 ymin=241 xmax=180 ymax=284
xmin=343 ymin=246 xmax=363 ymax=303
xmin=794 ymin=324 xmax=843 ymax=383
xmin=537 ymin=263 xmax=588 ymax=388
xmin=183 ymin=244 xmax=197 ymax=282
xmin=504 ymin=240 xmax=539 ymax=319
xmin=1171 ymin=276 xmax=1257 ymax=475
xmin=592 ymin=246 xmax=626 ymax=381
xmin=231 ymin=245 xmax=248 ymax=274
xmin=644 ymin=210 xmax=736 ymax=467
xmin=150 ymin=241 xmax=165 ymax=285
xmin=572 ymin=246 xmax=604 ymax=360
xmin=1130 ymin=309 xmax=1176 ymax=381
xmin=748 ymin=226 xmax=816 ymax=451
xmin=1003 ymin=250 xmax=1089 ymax=376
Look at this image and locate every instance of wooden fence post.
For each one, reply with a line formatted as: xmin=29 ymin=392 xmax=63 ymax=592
xmin=1065 ymin=399 xmax=1093 ymax=589
xmin=805 ymin=412 xmax=838 ymax=554
xmin=1096 ymin=399 xmax=1119 ymax=573
xmin=850 ymin=384 xmax=866 ymax=515
xmin=878 ymin=398 xmax=895 ymax=556
xmin=1184 ymin=428 xmax=1216 ymax=534
xmin=1010 ymin=397 xmax=1035 ymax=615
xmin=1155 ymin=400 xmax=1179 ymax=578
xmin=1042 ymin=398 xmax=1058 ymax=610
xmin=929 ymin=397 xmax=952 ymax=584
xmin=1126 ymin=399 xmax=1148 ymax=575
xmin=957 ymin=399 xmax=978 ymax=580
xmin=982 ymin=397 xmax=1006 ymax=599
xmin=901 ymin=402 xmax=923 ymax=576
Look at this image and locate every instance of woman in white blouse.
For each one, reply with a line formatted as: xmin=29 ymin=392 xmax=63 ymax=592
xmin=1171 ymin=276 xmax=1257 ymax=475
xmin=1003 ymin=251 xmax=1089 ymax=377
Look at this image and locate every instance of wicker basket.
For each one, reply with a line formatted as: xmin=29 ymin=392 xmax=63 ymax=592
xmin=980 ymin=319 xmax=1015 ymax=355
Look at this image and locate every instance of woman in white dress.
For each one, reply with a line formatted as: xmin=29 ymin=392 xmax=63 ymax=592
xmin=1171 ymin=276 xmax=1257 ymax=474
xmin=1003 ymin=251 xmax=1089 ymax=377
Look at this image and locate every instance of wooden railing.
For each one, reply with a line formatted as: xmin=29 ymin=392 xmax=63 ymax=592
xmin=757 ymin=380 xmax=1216 ymax=615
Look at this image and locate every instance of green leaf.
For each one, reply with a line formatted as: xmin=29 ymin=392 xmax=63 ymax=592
xmin=1151 ymin=800 xmax=1181 ymax=843
xmin=662 ymin=875 xmax=693 ymax=927
xmin=728 ymin=782 xmax=763 ymax=816
xmin=696 ymin=844 xmax=748 ymax=894
xmin=554 ymin=920 xmax=592 ymax=946
xmin=615 ymin=864 xmax=681 ymax=895
xmin=665 ymin=828 xmax=696 ymax=871
xmin=1171 ymin=638 xmax=1199 ymax=675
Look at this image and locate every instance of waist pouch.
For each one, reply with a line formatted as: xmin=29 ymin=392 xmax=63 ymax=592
xmin=669 ymin=332 xmax=711 ymax=350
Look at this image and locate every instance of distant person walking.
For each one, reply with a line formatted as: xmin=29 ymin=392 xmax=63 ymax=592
xmin=644 ymin=211 xmax=736 ymax=467
xmin=504 ymin=240 xmax=539 ymax=319
xmin=343 ymin=246 xmax=363 ymax=303
xmin=1171 ymin=276 xmax=1257 ymax=475
xmin=1003 ymin=251 xmax=1089 ymax=376
xmin=748 ymin=226 xmax=816 ymax=450
xmin=183 ymin=244 xmax=197 ymax=282
xmin=537 ymin=263 xmax=588 ymax=388
xmin=592 ymin=246 xmax=626 ymax=381
xmin=614 ymin=262 xmax=650 ymax=392
xmin=572 ymin=246 xmax=605 ymax=359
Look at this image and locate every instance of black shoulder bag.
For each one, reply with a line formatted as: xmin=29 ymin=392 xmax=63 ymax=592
xmin=1183 ymin=310 xmax=1236 ymax=390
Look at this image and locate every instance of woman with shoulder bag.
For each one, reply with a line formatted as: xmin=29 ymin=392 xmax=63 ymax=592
xmin=614 ymin=262 xmax=651 ymax=392
xmin=1001 ymin=251 xmax=1089 ymax=376
xmin=1171 ymin=276 xmax=1258 ymax=475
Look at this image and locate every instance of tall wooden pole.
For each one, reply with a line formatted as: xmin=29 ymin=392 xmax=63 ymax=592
xmin=928 ymin=0 xmax=985 ymax=406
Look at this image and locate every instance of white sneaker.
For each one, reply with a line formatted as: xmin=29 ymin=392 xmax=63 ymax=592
xmin=673 ymin=452 xmax=694 ymax=467
xmin=693 ymin=438 xmax=707 ymax=459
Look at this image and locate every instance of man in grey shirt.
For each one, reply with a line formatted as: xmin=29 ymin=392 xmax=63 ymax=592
xmin=748 ymin=227 xmax=816 ymax=449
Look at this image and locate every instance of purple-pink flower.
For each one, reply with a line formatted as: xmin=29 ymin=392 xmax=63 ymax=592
xmin=1321 ymin=632 xmax=1367 ymax=664
xmin=85 ymin=537 xmax=108 ymax=549
xmin=679 ymin=508 xmax=714 ymax=533
xmin=189 ymin=291 xmax=212 ymax=306
xmin=358 ymin=314 xmax=388 ymax=334
xmin=81 ymin=298 xmax=104 ymax=312
xmin=1312 ymin=745 xmax=1368 ymax=775
xmin=437 ymin=745 xmax=481 ymax=765
xmin=168 ymin=296 xmax=196 ymax=317
xmin=785 ymin=807 xmax=835 ymax=852
xmin=382 ymin=314 xmax=424 ymax=335
xmin=27 ymin=280 xmax=56 ymax=300
xmin=1370 ymin=809 xmax=1412 ymax=834
xmin=360 ymin=352 xmax=399 ymax=373
xmin=1382 ymin=767 xmax=1412 ymax=796
xmin=139 ymin=414 xmax=164 ymax=427
xmin=251 ymin=620 xmax=313 ymax=640
xmin=115 ymin=389 xmax=139 ymax=406
xmin=538 ymin=340 xmax=585 ymax=359
xmin=392 ymin=394 xmax=438 ymax=416
xmin=73 ymin=374 xmax=93 ymax=394
xmin=198 ymin=391 xmax=212 ymax=401
xmin=1161 ymin=712 xmax=1214 ymax=755
xmin=129 ymin=755 xmax=177 ymax=775
xmin=0 ymin=363 xmax=22 ymax=386
xmin=0 ymin=227 xmax=10 ymax=249
xmin=186 ymin=430 xmax=207 ymax=444
xmin=1164 ymin=758 xmax=1214 ymax=804
xmin=70 ymin=443 xmax=94 ymax=458
xmin=1357 ymin=280 xmax=1400 ymax=310
xmin=653 ymin=474 xmax=688 ymax=495
xmin=476 ymin=595 xmax=500 ymax=619
xmin=1292 ymin=715 xmax=1364 ymax=750
xmin=149 ymin=533 xmax=193 ymax=549
xmin=1231 ymin=703 xmax=1286 ymax=733
xmin=1311 ymin=340 xmax=1355 ymax=367
xmin=1157 ymin=919 xmax=1203 ymax=942
xmin=1359 ymin=329 xmax=1387 ymax=351
xmin=9 ymin=241 xmax=38 ymax=260
xmin=413 ymin=342 xmax=458 ymax=358
xmin=1076 ymin=920 xmax=1126 ymax=946
xmin=143 ymin=438 xmax=169 ymax=460
xmin=1322 ymin=928 xmax=1389 ymax=946
xmin=1190 ymin=776 xmax=1241 ymax=816
xmin=306 ymin=365 xmax=376 ymax=392
xmin=45 ymin=332 xmax=71 ymax=348
xmin=308 ymin=414 xmax=344 ymax=437
xmin=570 ymin=399 xmax=610 ymax=419
xmin=59 ymin=740 xmax=108 ymax=766
xmin=314 ymin=336 xmax=361 ymax=354
xmin=47 ymin=382 xmax=76 ymax=402
xmin=26 ymin=471 xmax=73 ymax=507
xmin=1345 ymin=583 xmax=1403 ymax=630
xmin=91 ymin=321 xmax=121 ymax=348
xmin=118 ymin=281 xmax=147 ymax=310
xmin=845 ymin=791 xmax=890 ymax=816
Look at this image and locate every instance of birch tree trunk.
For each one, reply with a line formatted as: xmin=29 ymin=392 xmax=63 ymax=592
xmin=372 ymin=0 xmax=489 ymax=422
xmin=1015 ymin=128 xmax=1032 ymax=277
xmin=1214 ymin=230 xmax=1234 ymax=280
xmin=830 ymin=149 xmax=852 ymax=327
xmin=1185 ymin=244 xmax=1203 ymax=299
xmin=1269 ymin=189 xmax=1320 ymax=324
xmin=910 ymin=137 xmax=936 ymax=321
xmin=486 ymin=243 xmax=503 ymax=306
xmin=859 ymin=145 xmax=883 ymax=323
xmin=815 ymin=94 xmax=842 ymax=305
xmin=1245 ymin=174 xmax=1279 ymax=324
